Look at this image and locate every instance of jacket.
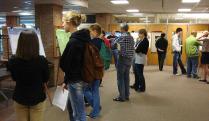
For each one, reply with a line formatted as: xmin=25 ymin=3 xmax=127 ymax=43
xmin=186 ymin=35 xmax=201 ymax=57
xmin=172 ymin=34 xmax=181 ymax=52
xmin=155 ymin=37 xmax=168 ymax=53
xmin=60 ymin=29 xmax=91 ymax=84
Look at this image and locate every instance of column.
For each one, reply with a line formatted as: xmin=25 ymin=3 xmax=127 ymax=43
xmin=96 ymin=13 xmax=114 ymax=32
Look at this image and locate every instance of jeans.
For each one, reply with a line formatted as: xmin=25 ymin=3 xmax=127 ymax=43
xmin=173 ymin=51 xmax=186 ymax=74
xmin=68 ymin=82 xmax=86 ymax=121
xmin=84 ymin=80 xmax=101 ymax=118
xmin=117 ymin=56 xmax=132 ymax=100
xmin=187 ymin=56 xmax=199 ymax=77
xmin=157 ymin=52 xmax=166 ymax=71
xmin=133 ymin=64 xmax=145 ymax=91
xmin=112 ymin=49 xmax=119 ymax=68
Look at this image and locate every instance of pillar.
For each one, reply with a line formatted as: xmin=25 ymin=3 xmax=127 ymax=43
xmin=96 ymin=13 xmax=114 ymax=32
xmin=35 ymin=4 xmax=63 ymax=86
xmin=6 ymin=16 xmax=20 ymax=27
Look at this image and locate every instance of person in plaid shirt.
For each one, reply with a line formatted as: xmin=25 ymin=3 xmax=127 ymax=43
xmin=113 ymin=23 xmax=135 ymax=102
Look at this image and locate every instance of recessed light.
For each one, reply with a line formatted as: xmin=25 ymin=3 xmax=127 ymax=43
xmin=126 ymin=9 xmax=139 ymax=12
xmin=182 ymin=0 xmax=200 ymax=3
xmin=12 ymin=10 xmax=22 ymax=13
xmin=111 ymin=0 xmax=129 ymax=5
xmin=178 ymin=8 xmax=191 ymax=12
xmin=132 ymin=13 xmax=143 ymax=16
xmin=19 ymin=12 xmax=33 ymax=16
xmin=13 ymin=6 xmax=18 ymax=9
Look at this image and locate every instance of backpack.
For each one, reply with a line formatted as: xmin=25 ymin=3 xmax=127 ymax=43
xmin=82 ymin=42 xmax=104 ymax=83
xmin=100 ymin=42 xmax=112 ymax=70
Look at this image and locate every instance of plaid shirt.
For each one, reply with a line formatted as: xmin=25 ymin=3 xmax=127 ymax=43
xmin=117 ymin=33 xmax=135 ymax=58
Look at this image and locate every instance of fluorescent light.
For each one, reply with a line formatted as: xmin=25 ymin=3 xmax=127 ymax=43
xmin=126 ymin=9 xmax=139 ymax=12
xmin=111 ymin=0 xmax=129 ymax=4
xmin=182 ymin=0 xmax=200 ymax=3
xmin=178 ymin=8 xmax=191 ymax=12
xmin=132 ymin=13 xmax=143 ymax=16
xmin=19 ymin=12 xmax=33 ymax=16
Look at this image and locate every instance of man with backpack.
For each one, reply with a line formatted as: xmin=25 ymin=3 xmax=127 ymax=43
xmin=113 ymin=23 xmax=135 ymax=102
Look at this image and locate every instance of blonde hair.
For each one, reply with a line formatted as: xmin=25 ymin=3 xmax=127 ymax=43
xmin=90 ymin=23 xmax=102 ymax=35
xmin=63 ymin=11 xmax=86 ymax=27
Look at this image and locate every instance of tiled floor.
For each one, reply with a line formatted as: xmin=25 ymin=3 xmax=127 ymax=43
xmin=1 ymin=66 xmax=209 ymax=121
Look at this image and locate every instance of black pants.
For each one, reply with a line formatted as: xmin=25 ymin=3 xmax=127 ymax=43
xmin=133 ymin=64 xmax=145 ymax=92
xmin=157 ymin=52 xmax=166 ymax=71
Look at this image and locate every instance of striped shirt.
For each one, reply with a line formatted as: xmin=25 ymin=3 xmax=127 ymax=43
xmin=117 ymin=33 xmax=135 ymax=58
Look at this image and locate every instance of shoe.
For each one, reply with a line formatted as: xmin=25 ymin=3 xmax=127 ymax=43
xmin=113 ymin=97 xmax=125 ymax=102
xmin=174 ymin=73 xmax=181 ymax=76
xmin=206 ymin=82 xmax=209 ymax=84
xmin=199 ymin=79 xmax=207 ymax=82
xmin=192 ymin=75 xmax=200 ymax=79
xmin=125 ymin=97 xmax=129 ymax=101
xmin=85 ymin=103 xmax=91 ymax=107
xmin=187 ymin=75 xmax=192 ymax=78
xmin=182 ymin=72 xmax=187 ymax=75
xmin=130 ymin=85 xmax=135 ymax=89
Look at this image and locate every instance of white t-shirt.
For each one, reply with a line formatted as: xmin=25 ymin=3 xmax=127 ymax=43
xmin=172 ymin=34 xmax=181 ymax=52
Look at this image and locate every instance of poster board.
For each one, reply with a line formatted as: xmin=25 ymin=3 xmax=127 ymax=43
xmin=56 ymin=29 xmax=71 ymax=55
xmin=151 ymin=32 xmax=161 ymax=52
xmin=7 ymin=27 xmax=46 ymax=56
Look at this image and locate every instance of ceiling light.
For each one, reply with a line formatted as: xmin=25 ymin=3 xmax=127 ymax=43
xmin=132 ymin=13 xmax=143 ymax=16
xmin=111 ymin=0 xmax=129 ymax=5
xmin=13 ymin=6 xmax=18 ymax=9
xmin=19 ymin=12 xmax=33 ymax=16
xmin=126 ymin=9 xmax=139 ymax=12
xmin=0 ymin=17 xmax=5 ymax=20
xmin=182 ymin=0 xmax=200 ymax=3
xmin=178 ymin=8 xmax=191 ymax=12
xmin=12 ymin=10 xmax=22 ymax=13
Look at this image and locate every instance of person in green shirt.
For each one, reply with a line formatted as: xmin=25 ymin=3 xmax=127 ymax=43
xmin=186 ymin=32 xmax=201 ymax=79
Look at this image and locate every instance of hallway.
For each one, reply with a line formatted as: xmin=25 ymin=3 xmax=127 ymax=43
xmin=1 ymin=66 xmax=209 ymax=121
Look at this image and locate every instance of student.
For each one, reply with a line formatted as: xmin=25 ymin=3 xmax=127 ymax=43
xmin=7 ymin=30 xmax=49 ymax=121
xmin=198 ymin=31 xmax=209 ymax=83
xmin=84 ymin=24 xmax=102 ymax=119
xmin=101 ymin=30 xmax=111 ymax=48
xmin=172 ymin=28 xmax=187 ymax=75
xmin=113 ymin=23 xmax=135 ymax=102
xmin=131 ymin=29 xmax=149 ymax=92
xmin=155 ymin=33 xmax=168 ymax=71
xmin=108 ymin=31 xmax=118 ymax=68
xmin=60 ymin=11 xmax=88 ymax=121
xmin=186 ymin=32 xmax=201 ymax=79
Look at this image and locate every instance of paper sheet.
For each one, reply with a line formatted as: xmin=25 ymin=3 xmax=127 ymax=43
xmin=52 ymin=86 xmax=69 ymax=111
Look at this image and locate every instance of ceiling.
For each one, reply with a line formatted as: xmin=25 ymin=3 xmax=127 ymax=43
xmin=0 ymin=0 xmax=209 ymax=16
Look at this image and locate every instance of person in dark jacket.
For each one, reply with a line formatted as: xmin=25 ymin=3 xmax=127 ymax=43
xmin=131 ymin=29 xmax=149 ymax=92
xmin=60 ymin=11 xmax=89 ymax=121
xmin=155 ymin=33 xmax=168 ymax=71
xmin=7 ymin=30 xmax=49 ymax=121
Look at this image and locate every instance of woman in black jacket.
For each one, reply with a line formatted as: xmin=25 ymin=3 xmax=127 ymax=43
xmin=131 ymin=29 xmax=149 ymax=92
xmin=7 ymin=30 xmax=49 ymax=121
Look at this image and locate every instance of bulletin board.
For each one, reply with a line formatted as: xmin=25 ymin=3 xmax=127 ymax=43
xmin=151 ymin=32 xmax=161 ymax=52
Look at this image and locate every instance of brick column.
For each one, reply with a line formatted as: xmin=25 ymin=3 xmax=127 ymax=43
xmin=35 ymin=4 xmax=63 ymax=86
xmin=6 ymin=16 xmax=20 ymax=27
xmin=96 ymin=13 xmax=114 ymax=32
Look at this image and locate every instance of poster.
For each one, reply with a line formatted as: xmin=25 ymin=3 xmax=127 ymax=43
xmin=56 ymin=29 xmax=71 ymax=55
xmin=147 ymin=32 xmax=152 ymax=48
xmin=151 ymin=32 xmax=161 ymax=52
xmin=7 ymin=27 xmax=46 ymax=56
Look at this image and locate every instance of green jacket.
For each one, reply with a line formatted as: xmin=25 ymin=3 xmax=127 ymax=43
xmin=186 ymin=35 xmax=201 ymax=57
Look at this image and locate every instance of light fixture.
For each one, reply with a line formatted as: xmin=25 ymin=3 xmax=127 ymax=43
xmin=126 ymin=9 xmax=139 ymax=12
xmin=111 ymin=0 xmax=129 ymax=5
xmin=132 ymin=13 xmax=143 ymax=16
xmin=13 ymin=6 xmax=18 ymax=9
xmin=19 ymin=12 xmax=33 ymax=16
xmin=0 ymin=17 xmax=5 ymax=20
xmin=182 ymin=0 xmax=200 ymax=3
xmin=178 ymin=8 xmax=191 ymax=12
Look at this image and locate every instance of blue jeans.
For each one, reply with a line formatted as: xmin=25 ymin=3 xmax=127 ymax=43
xmin=117 ymin=56 xmax=132 ymax=100
xmin=84 ymin=80 xmax=100 ymax=118
xmin=173 ymin=52 xmax=186 ymax=74
xmin=68 ymin=82 xmax=86 ymax=121
xmin=112 ymin=49 xmax=119 ymax=68
xmin=187 ymin=56 xmax=198 ymax=76
xmin=134 ymin=64 xmax=145 ymax=91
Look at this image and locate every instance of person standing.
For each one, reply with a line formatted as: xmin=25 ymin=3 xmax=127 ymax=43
xmin=60 ymin=11 xmax=88 ymax=121
xmin=131 ymin=29 xmax=149 ymax=92
xmin=172 ymin=28 xmax=187 ymax=75
xmin=84 ymin=24 xmax=103 ymax=119
xmin=198 ymin=31 xmax=209 ymax=83
xmin=7 ymin=30 xmax=49 ymax=121
xmin=113 ymin=23 xmax=135 ymax=102
xmin=155 ymin=33 xmax=168 ymax=71
xmin=186 ymin=32 xmax=201 ymax=79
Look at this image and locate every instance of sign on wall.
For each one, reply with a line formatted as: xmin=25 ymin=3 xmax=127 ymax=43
xmin=151 ymin=32 xmax=161 ymax=52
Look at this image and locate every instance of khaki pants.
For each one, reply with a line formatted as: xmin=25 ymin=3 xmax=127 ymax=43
xmin=14 ymin=101 xmax=46 ymax=121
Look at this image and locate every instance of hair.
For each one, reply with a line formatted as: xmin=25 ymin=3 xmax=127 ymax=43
xmin=161 ymin=33 xmax=166 ymax=38
xmin=102 ymin=30 xmax=106 ymax=36
xmin=120 ymin=23 xmax=129 ymax=32
xmin=176 ymin=28 xmax=183 ymax=33
xmin=191 ymin=31 xmax=197 ymax=36
xmin=139 ymin=29 xmax=147 ymax=37
xmin=63 ymin=11 xmax=86 ymax=27
xmin=16 ymin=30 xmax=39 ymax=60
xmin=90 ymin=23 xmax=102 ymax=35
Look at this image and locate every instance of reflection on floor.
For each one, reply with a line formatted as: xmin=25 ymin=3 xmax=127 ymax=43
xmin=1 ymin=66 xmax=209 ymax=121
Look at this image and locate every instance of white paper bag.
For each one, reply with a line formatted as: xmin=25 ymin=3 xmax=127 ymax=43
xmin=52 ymin=86 xmax=69 ymax=111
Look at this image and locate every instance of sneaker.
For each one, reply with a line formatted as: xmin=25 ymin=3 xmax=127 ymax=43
xmin=192 ymin=75 xmax=200 ymax=79
xmin=187 ymin=75 xmax=192 ymax=78
xmin=174 ymin=73 xmax=181 ymax=76
xmin=199 ymin=79 xmax=207 ymax=82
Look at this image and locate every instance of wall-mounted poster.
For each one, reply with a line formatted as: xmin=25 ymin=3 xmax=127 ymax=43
xmin=56 ymin=29 xmax=71 ymax=55
xmin=147 ymin=32 xmax=152 ymax=48
xmin=7 ymin=27 xmax=46 ymax=56
xmin=151 ymin=32 xmax=161 ymax=52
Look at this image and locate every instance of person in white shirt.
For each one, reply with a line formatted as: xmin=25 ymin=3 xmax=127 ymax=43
xmin=172 ymin=28 xmax=186 ymax=75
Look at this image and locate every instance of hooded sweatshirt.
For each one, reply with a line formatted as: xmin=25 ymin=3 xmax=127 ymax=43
xmin=60 ymin=29 xmax=91 ymax=84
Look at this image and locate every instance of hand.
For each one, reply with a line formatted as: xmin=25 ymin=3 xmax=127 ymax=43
xmin=158 ymin=48 xmax=164 ymax=52
xmin=61 ymin=83 xmax=67 ymax=93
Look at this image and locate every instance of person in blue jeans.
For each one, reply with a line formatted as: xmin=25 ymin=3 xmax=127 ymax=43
xmin=84 ymin=24 xmax=103 ymax=118
xmin=113 ymin=23 xmax=135 ymax=102
xmin=60 ymin=11 xmax=89 ymax=121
